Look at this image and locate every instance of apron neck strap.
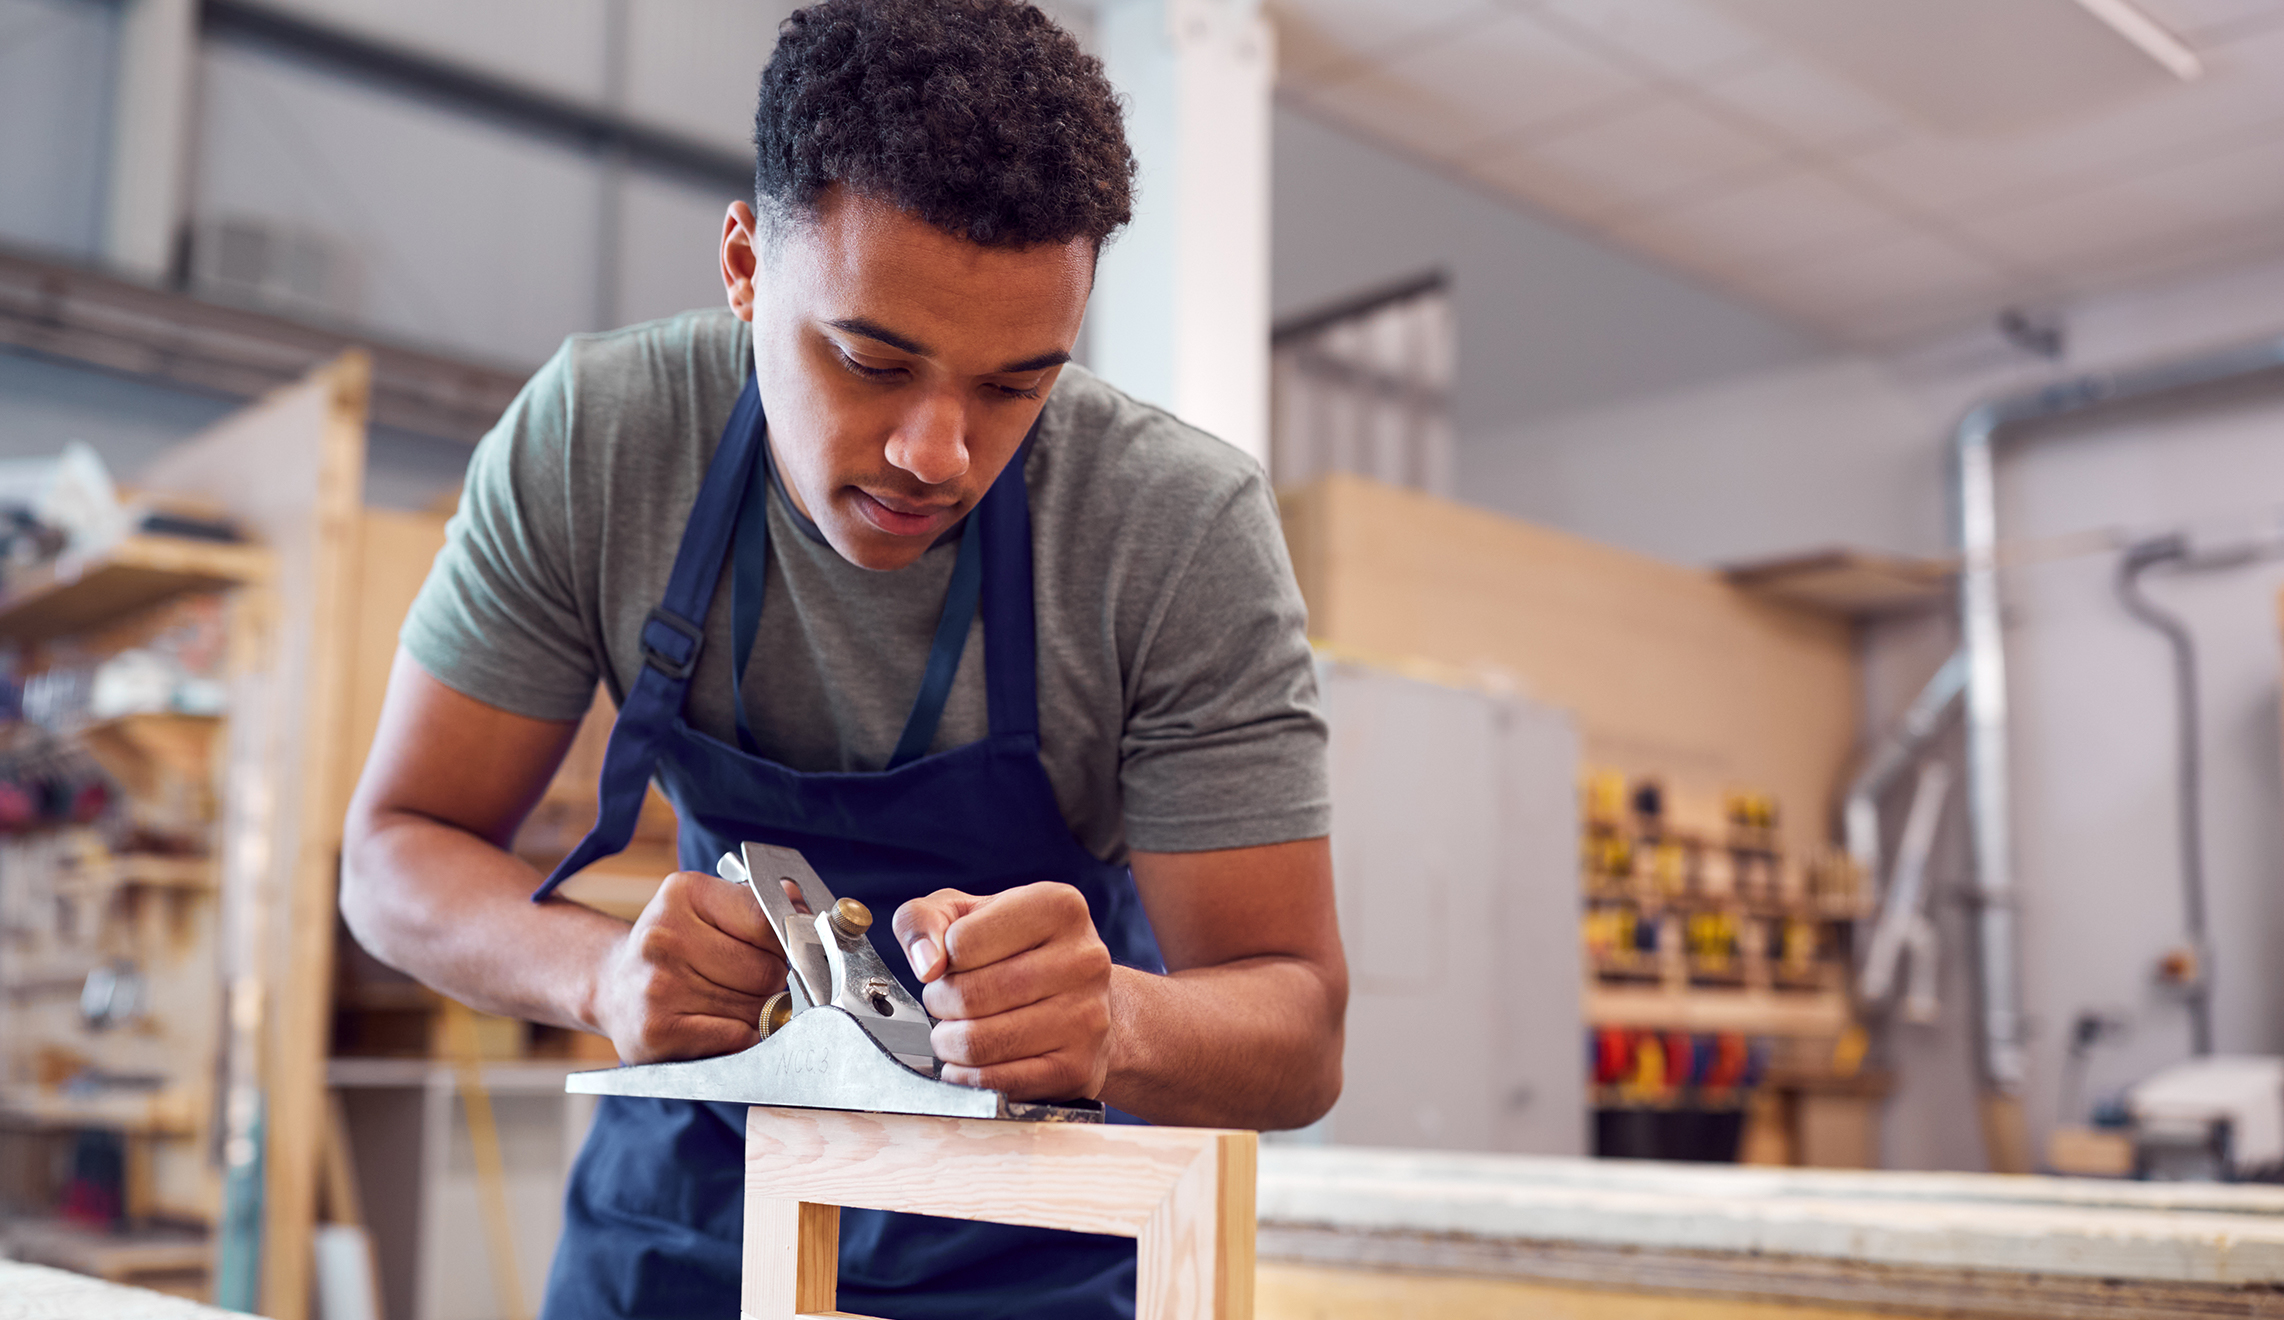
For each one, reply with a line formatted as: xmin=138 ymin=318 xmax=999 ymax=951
xmin=730 ymin=430 xmax=1042 ymax=757
xmin=977 ymin=442 xmax=1038 ymax=740
xmin=643 ymin=373 xmax=764 ymax=693
xmin=530 ymin=373 xmax=764 ymax=901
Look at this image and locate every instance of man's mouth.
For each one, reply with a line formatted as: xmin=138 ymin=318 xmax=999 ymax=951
xmin=851 ymin=487 xmax=960 ymax=538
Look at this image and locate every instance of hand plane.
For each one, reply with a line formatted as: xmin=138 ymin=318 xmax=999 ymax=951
xmin=564 ymin=841 xmax=1102 ymax=1122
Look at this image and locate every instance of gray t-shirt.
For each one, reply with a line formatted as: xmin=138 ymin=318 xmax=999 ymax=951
xmin=402 ymin=308 xmax=1328 ymax=863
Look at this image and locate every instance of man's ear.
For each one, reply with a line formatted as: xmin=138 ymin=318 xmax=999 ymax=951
xmin=721 ymin=201 xmax=761 ymax=322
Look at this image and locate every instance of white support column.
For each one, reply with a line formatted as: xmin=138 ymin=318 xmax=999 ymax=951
xmin=106 ymin=0 xmax=200 ymax=282
xmin=1092 ymin=0 xmax=1274 ymax=466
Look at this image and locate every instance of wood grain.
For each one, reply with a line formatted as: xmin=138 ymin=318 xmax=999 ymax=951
xmin=744 ymin=1200 xmax=841 ymax=1318
xmin=743 ymin=1107 xmax=1256 ymax=1320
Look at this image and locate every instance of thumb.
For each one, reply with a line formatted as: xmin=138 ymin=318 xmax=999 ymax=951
xmin=892 ymin=889 xmax=981 ymax=983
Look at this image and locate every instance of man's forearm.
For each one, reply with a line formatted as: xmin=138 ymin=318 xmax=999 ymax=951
xmin=340 ymin=809 xmax=627 ymax=1035
xmin=1100 ymin=957 xmax=1343 ymax=1130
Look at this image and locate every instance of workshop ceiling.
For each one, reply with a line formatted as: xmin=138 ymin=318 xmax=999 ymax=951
xmin=1271 ymin=0 xmax=2284 ymax=345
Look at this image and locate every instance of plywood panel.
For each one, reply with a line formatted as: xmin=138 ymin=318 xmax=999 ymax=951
xmin=1281 ymin=474 xmax=1856 ymax=862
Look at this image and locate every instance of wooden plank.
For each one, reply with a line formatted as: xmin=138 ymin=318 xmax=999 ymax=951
xmin=745 ymin=1108 xmax=1215 ymax=1236
xmin=0 ymin=534 xmax=271 ymax=641
xmin=1279 ymin=474 xmax=1856 ymax=868
xmin=1722 ymin=548 xmax=1954 ymax=618
xmin=743 ymin=1107 xmax=1254 ymax=1320
xmin=139 ymin=351 xmax=370 ymax=1320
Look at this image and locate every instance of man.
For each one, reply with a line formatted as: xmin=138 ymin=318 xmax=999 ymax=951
xmin=340 ymin=1 xmax=1345 ymax=1316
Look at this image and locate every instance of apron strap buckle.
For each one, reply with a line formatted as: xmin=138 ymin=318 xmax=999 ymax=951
xmin=641 ymin=606 xmax=705 ymax=680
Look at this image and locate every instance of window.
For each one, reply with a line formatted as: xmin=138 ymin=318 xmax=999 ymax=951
xmin=1270 ymin=274 xmax=1454 ymax=496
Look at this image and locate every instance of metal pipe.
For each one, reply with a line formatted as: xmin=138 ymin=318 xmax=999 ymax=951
xmin=2114 ymin=538 xmax=2215 ymax=1054
xmin=1860 ymin=759 xmax=1953 ymax=1005
xmin=1842 ymin=648 xmax=1966 ymax=883
xmin=1952 ymin=332 xmax=2284 ymax=1098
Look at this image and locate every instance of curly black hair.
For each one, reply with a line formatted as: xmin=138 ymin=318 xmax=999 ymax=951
xmin=754 ymin=0 xmax=1134 ymax=250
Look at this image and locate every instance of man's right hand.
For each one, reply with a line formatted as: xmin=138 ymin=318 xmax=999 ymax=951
xmin=589 ymin=869 xmax=790 ymax=1064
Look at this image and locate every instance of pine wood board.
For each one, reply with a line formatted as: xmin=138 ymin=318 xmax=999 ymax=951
xmin=1279 ymin=474 xmax=1856 ymax=867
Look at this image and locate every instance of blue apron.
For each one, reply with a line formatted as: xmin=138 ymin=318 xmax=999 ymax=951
xmin=529 ymin=376 xmax=1159 ymax=1320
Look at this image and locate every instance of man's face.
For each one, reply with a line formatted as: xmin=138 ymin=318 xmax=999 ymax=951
xmin=720 ymin=189 xmax=1092 ymax=572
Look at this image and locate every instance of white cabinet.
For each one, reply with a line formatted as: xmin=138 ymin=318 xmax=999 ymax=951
xmin=1308 ymin=660 xmax=1583 ymax=1156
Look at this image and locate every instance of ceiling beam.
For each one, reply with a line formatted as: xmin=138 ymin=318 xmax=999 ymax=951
xmin=0 ymin=244 xmax=529 ymax=445
xmin=201 ymin=0 xmax=755 ymax=195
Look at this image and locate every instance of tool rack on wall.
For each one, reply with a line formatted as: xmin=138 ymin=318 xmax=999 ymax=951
xmin=1578 ymin=770 xmax=1880 ymax=1165
xmin=0 ymin=531 xmax=273 ymax=1297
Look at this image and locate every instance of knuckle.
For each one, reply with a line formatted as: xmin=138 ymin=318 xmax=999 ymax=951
xmin=921 ymin=979 xmax=965 ymax=1019
xmin=635 ymin=925 xmax=678 ymax=964
xmin=931 ymin=1019 xmax=974 ymax=1063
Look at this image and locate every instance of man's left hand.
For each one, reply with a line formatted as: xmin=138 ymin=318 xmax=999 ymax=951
xmin=891 ymin=883 xmax=1112 ymax=1101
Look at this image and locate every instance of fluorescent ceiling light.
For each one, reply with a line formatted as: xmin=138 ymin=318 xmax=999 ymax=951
xmin=2069 ymin=0 xmax=2203 ymax=80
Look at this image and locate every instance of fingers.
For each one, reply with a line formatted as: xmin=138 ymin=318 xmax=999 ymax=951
xmin=899 ymin=883 xmax=1114 ymax=1102
xmin=675 ymin=870 xmax=787 ymax=961
xmin=597 ymin=870 xmax=792 ymax=1064
xmin=891 ymin=888 xmax=985 ymax=983
xmin=648 ymin=872 xmax=787 ymax=997
xmin=939 ymin=882 xmax=1093 ymax=973
xmin=920 ymin=935 xmax=1111 ymax=1021
xmin=932 ymin=994 xmax=1110 ymax=1100
xmin=617 ymin=1007 xmax=762 ymax=1065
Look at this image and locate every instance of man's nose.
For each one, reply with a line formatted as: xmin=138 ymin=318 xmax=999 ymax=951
xmin=885 ymin=392 xmax=970 ymax=487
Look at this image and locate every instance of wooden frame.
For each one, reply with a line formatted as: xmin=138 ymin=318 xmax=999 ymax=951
xmin=742 ymin=1107 xmax=1255 ymax=1320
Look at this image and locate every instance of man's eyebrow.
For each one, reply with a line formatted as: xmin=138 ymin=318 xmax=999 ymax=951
xmin=826 ymin=317 xmax=1069 ymax=377
xmin=996 ymin=349 xmax=1071 ymax=374
xmin=827 ymin=317 xmax=930 ymax=357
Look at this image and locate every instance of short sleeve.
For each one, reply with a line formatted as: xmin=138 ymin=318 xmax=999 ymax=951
xmin=1116 ymin=473 xmax=1330 ymax=853
xmin=399 ymin=343 xmax=601 ymax=722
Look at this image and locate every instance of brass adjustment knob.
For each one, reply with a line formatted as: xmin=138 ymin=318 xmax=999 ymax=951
xmin=759 ymin=991 xmax=793 ymax=1038
xmin=829 ymin=897 xmax=873 ymax=937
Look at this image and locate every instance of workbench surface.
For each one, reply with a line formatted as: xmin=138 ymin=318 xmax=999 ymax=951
xmin=1257 ymin=1146 xmax=2284 ymax=1318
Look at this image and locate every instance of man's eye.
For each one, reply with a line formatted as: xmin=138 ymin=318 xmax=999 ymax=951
xmin=837 ymin=351 xmax=903 ymax=382
xmin=991 ymin=381 xmax=1046 ymax=401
